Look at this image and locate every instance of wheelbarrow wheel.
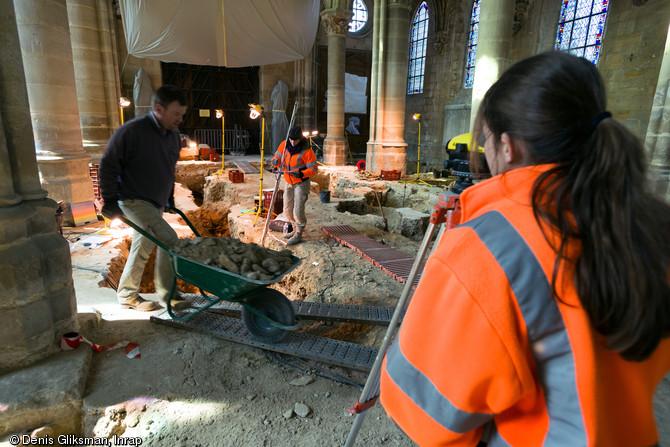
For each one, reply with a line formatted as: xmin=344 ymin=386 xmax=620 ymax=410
xmin=242 ymin=289 xmax=295 ymax=343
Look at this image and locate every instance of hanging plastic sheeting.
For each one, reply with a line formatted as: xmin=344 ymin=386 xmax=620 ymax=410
xmin=271 ymin=80 xmax=289 ymax=151
xmin=345 ymin=73 xmax=367 ymax=114
xmin=133 ymin=68 xmax=154 ymax=118
xmin=119 ymin=0 xmax=320 ymax=67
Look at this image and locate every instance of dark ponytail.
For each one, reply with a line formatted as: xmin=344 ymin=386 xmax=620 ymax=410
xmin=474 ymin=51 xmax=670 ymax=361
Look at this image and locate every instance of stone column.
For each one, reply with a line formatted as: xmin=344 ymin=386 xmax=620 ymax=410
xmin=0 ymin=0 xmax=78 ymax=370
xmin=13 ymin=0 xmax=95 ymax=224
xmin=66 ymin=0 xmax=117 ymax=163
xmin=644 ymin=24 xmax=670 ymax=202
xmin=96 ymin=0 xmax=122 ymax=132
xmin=470 ymin=0 xmax=515 ymax=129
xmin=295 ymin=49 xmax=317 ymax=131
xmin=376 ymin=0 xmax=411 ymax=173
xmin=366 ymin=0 xmax=384 ymax=173
xmin=320 ymin=3 xmax=352 ymax=165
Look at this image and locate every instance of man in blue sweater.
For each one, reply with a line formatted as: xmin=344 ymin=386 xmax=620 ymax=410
xmin=99 ymin=85 xmax=190 ymax=312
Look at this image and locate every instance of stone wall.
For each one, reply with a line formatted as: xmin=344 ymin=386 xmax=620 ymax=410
xmin=253 ymin=0 xmax=669 ymax=177
xmin=598 ymin=0 xmax=670 ymax=138
xmin=405 ymin=0 xmax=480 ymax=172
xmin=403 ymin=0 xmax=670 ymax=171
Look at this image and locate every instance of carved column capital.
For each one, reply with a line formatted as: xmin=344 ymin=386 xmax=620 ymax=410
xmin=434 ymin=30 xmax=449 ymax=54
xmin=513 ymin=0 xmax=530 ymax=35
xmin=320 ymin=9 xmax=352 ymax=35
xmin=388 ymin=0 xmax=412 ymax=9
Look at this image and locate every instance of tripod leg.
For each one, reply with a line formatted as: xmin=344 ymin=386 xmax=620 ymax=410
xmin=260 ymin=172 xmax=282 ymax=246
xmin=344 ymin=220 xmax=442 ymax=447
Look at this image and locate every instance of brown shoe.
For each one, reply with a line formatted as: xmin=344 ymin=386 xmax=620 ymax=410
xmin=170 ymin=299 xmax=193 ymax=311
xmin=286 ymin=232 xmax=303 ymax=245
xmin=120 ymin=296 xmax=162 ymax=312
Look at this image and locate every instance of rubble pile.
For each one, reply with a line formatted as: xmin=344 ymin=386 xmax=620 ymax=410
xmin=172 ymin=237 xmax=295 ymax=280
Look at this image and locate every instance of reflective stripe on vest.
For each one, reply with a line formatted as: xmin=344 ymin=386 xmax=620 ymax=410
xmin=386 ymin=211 xmax=586 ymax=445
xmin=281 ymin=149 xmax=299 ymax=170
xmin=281 ymin=149 xmax=314 ymax=173
xmin=386 ymin=341 xmax=494 ymax=433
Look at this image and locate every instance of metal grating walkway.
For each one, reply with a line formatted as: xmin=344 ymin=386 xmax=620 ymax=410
xmin=321 ymin=225 xmax=423 ymax=287
xmin=182 ymin=293 xmax=399 ymax=325
xmin=233 ymin=160 xmax=259 ymax=174
xmin=151 ymin=311 xmax=377 ymax=371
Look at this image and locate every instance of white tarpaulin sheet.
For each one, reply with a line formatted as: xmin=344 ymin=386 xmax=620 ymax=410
xmin=119 ymin=0 xmax=320 ymax=67
xmin=345 ymin=73 xmax=367 ymax=114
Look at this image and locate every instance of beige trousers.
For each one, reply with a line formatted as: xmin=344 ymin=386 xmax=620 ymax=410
xmin=283 ymin=179 xmax=310 ymax=229
xmin=117 ymin=199 xmax=178 ymax=304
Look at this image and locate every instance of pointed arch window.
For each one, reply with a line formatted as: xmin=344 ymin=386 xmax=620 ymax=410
xmin=407 ymin=1 xmax=429 ymax=95
xmin=555 ymin=0 xmax=610 ymax=65
xmin=464 ymin=0 xmax=480 ymax=88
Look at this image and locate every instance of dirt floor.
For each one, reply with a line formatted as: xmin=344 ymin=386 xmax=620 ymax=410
xmin=61 ymin=160 xmax=420 ymax=447
xmin=44 ymin=158 xmax=670 ymax=446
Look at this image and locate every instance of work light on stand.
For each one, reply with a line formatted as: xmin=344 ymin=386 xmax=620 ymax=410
xmin=119 ymin=97 xmax=131 ymax=125
xmin=214 ymin=109 xmax=226 ymax=174
xmin=246 ymin=104 xmax=266 ymax=223
xmin=400 ymin=113 xmax=430 ymax=186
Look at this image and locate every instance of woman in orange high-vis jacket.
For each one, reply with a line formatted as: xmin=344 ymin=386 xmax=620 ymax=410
xmin=380 ymin=52 xmax=670 ymax=446
xmin=270 ymin=126 xmax=318 ymax=245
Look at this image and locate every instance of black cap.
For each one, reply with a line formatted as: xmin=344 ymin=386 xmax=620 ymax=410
xmin=288 ymin=126 xmax=303 ymax=140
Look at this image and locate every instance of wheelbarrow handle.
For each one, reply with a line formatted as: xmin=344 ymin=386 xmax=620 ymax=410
xmin=171 ymin=207 xmax=201 ymax=237
xmin=118 ymin=215 xmax=172 ymax=252
xmin=117 ymin=206 xmax=200 ymax=252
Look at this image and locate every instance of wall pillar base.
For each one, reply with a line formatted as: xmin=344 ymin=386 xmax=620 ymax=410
xmin=37 ymin=156 xmax=95 ymax=205
xmin=366 ymin=143 xmax=407 ymax=175
xmin=324 ymin=138 xmax=347 ymax=165
xmin=0 ymin=199 xmax=78 ymax=371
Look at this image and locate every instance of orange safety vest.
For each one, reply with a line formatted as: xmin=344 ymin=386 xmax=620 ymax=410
xmin=380 ymin=164 xmax=670 ymax=447
xmin=270 ymin=140 xmax=318 ymax=185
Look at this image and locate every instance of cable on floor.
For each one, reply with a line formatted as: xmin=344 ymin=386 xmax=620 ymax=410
xmin=72 ymin=264 xmax=118 ymax=291
xmin=265 ymin=350 xmax=364 ymax=389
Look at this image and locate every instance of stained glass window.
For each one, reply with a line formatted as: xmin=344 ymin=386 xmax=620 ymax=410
xmin=349 ymin=0 xmax=368 ymax=33
xmin=555 ymin=0 xmax=609 ymax=65
xmin=407 ymin=2 xmax=429 ymax=94
xmin=464 ymin=0 xmax=480 ymax=89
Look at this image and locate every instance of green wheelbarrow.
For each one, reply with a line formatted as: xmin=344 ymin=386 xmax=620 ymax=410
xmin=118 ymin=208 xmax=301 ymax=343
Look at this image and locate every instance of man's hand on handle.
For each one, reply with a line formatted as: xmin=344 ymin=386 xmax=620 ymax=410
xmin=164 ymin=195 xmax=176 ymax=213
xmin=101 ymin=199 xmax=123 ymax=219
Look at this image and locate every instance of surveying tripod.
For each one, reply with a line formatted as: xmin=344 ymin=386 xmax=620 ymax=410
xmin=344 ymin=189 xmax=462 ymax=446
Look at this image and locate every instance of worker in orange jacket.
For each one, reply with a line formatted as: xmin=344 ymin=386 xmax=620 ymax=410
xmin=380 ymin=52 xmax=670 ymax=446
xmin=271 ymin=126 xmax=318 ymax=245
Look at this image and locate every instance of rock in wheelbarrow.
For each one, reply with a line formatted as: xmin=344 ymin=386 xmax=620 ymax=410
xmin=171 ymin=237 xmax=295 ymax=280
xmin=172 ymin=237 xmax=296 ymax=342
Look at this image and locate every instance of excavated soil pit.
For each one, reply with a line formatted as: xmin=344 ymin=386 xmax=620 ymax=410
xmin=101 ymin=163 xmax=240 ymax=293
xmin=27 ymin=159 xmax=667 ymax=446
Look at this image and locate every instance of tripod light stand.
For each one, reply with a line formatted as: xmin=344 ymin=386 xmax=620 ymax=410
xmin=240 ymin=104 xmax=266 ymax=223
xmin=400 ymin=113 xmax=431 ymax=186
xmin=214 ymin=109 xmax=226 ymax=175
xmin=119 ymin=97 xmax=130 ymax=125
